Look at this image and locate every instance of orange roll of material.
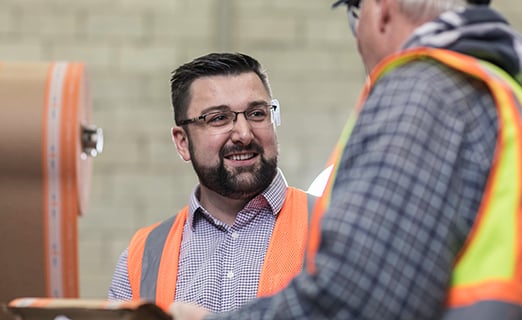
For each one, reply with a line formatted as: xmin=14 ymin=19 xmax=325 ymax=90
xmin=0 ymin=62 xmax=103 ymax=303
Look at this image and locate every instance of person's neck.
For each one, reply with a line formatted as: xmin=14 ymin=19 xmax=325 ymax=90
xmin=198 ymin=186 xmax=252 ymax=226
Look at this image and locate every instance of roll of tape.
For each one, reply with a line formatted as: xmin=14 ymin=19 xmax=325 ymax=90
xmin=0 ymin=62 xmax=102 ymax=301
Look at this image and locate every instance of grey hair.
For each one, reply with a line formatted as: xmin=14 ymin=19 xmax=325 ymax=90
xmin=397 ymin=0 xmax=467 ymax=23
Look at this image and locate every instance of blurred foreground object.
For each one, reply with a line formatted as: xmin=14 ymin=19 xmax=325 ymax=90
xmin=4 ymin=298 xmax=169 ymax=320
xmin=0 ymin=62 xmax=103 ymax=307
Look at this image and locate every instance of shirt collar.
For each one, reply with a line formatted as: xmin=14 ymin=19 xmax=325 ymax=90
xmin=187 ymin=168 xmax=288 ymax=230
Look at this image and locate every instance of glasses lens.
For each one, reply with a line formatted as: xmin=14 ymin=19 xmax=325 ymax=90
xmin=204 ymin=111 xmax=234 ymax=127
xmin=203 ymin=106 xmax=273 ymax=135
xmin=347 ymin=6 xmax=359 ymax=37
xmin=246 ymin=107 xmax=270 ymax=124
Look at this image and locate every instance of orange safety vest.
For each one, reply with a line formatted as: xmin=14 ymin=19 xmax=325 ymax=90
xmin=307 ymin=47 xmax=522 ymax=318
xmin=127 ymin=187 xmax=309 ymax=310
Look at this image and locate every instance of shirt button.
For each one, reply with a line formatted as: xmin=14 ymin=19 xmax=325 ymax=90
xmin=231 ymin=232 xmax=239 ymax=239
xmin=227 ymin=271 xmax=234 ymax=279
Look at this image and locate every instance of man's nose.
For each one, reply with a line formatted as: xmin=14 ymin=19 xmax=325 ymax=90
xmin=229 ymin=113 xmax=254 ymax=143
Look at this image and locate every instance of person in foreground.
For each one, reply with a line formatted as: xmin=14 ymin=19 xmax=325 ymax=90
xmin=170 ymin=0 xmax=522 ymax=319
xmin=108 ymin=53 xmax=311 ymax=312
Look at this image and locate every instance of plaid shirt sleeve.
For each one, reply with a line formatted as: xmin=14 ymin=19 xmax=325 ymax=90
xmin=207 ymin=60 xmax=498 ymax=319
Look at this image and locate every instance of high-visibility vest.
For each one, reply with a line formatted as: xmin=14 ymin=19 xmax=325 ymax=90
xmin=306 ymin=47 xmax=522 ymax=318
xmin=127 ymin=187 xmax=309 ymax=310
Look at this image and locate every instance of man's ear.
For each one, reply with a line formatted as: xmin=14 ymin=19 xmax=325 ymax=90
xmin=172 ymin=126 xmax=191 ymax=161
xmin=377 ymin=0 xmax=393 ymax=34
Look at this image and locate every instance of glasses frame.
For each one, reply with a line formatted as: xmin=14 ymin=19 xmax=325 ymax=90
xmin=177 ymin=99 xmax=279 ymax=134
xmin=347 ymin=4 xmax=360 ymax=37
xmin=332 ymin=0 xmax=361 ymax=37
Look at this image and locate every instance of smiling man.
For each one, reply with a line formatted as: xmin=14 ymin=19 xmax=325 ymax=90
xmin=108 ymin=53 xmax=311 ymax=313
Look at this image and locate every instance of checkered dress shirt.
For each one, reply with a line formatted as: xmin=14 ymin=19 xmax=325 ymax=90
xmin=108 ymin=169 xmax=289 ymax=312
xmin=207 ymin=59 xmax=498 ymax=319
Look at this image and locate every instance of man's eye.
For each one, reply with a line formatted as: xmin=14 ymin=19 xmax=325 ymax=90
xmin=248 ymin=109 xmax=267 ymax=119
xmin=206 ymin=112 xmax=231 ymax=124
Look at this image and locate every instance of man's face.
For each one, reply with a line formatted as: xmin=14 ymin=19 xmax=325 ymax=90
xmin=355 ymin=0 xmax=382 ymax=72
xmin=173 ymin=72 xmax=278 ymax=200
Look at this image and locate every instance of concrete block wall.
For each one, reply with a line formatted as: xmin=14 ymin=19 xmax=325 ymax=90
xmin=0 ymin=0 xmax=520 ymax=298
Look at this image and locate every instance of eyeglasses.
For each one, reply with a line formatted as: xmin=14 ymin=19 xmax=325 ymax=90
xmin=332 ymin=0 xmax=361 ymax=37
xmin=177 ymin=100 xmax=280 ymax=135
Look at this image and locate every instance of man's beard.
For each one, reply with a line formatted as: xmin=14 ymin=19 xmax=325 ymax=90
xmin=189 ymin=142 xmax=278 ymax=200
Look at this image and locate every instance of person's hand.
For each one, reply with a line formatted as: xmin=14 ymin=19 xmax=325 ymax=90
xmin=169 ymin=302 xmax=210 ymax=320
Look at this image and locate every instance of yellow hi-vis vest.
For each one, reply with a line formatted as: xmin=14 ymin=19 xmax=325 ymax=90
xmin=306 ymin=47 xmax=522 ymax=318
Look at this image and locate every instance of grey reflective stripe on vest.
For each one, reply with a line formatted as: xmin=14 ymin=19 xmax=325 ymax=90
xmin=306 ymin=193 xmax=317 ymax=220
xmin=443 ymin=301 xmax=522 ymax=320
xmin=302 ymin=192 xmax=317 ymax=272
xmin=140 ymin=215 xmax=177 ymax=300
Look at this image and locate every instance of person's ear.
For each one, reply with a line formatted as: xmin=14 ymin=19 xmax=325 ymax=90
xmin=377 ymin=0 xmax=393 ymax=34
xmin=172 ymin=126 xmax=191 ymax=161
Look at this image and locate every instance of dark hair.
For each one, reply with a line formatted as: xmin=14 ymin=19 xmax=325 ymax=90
xmin=170 ymin=52 xmax=272 ymax=125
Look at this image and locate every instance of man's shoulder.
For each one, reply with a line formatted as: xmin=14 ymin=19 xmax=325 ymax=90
xmin=373 ymin=57 xmax=489 ymax=113
xmin=286 ymin=186 xmax=307 ymax=194
xmin=386 ymin=57 xmax=466 ymax=85
xmin=133 ymin=209 xmax=187 ymax=238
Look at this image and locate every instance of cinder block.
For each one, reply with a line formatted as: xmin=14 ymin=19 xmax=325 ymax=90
xmin=47 ymin=43 xmax=115 ymax=70
xmin=117 ymin=45 xmax=179 ymax=73
xmin=15 ymin=8 xmax=79 ymax=38
xmin=84 ymin=10 xmax=146 ymax=40
xmin=0 ymin=40 xmax=45 ymax=60
xmin=0 ymin=9 xmax=13 ymax=35
xmin=237 ymin=14 xmax=300 ymax=46
xmin=150 ymin=9 xmax=212 ymax=40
